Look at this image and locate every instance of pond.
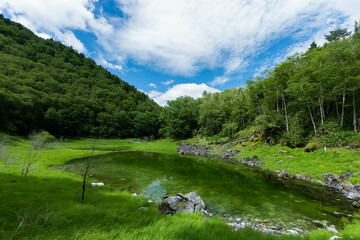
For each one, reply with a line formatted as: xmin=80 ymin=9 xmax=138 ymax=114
xmin=60 ymin=151 xmax=354 ymax=231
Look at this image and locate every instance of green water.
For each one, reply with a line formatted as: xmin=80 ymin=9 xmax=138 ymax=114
xmin=61 ymin=151 xmax=353 ymax=231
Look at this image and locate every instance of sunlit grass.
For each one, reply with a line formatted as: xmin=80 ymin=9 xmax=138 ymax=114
xmin=232 ymin=143 xmax=360 ymax=183
xmin=0 ymin=137 xmax=358 ymax=239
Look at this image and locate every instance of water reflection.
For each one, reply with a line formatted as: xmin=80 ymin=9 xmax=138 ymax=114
xmin=61 ymin=151 xmax=354 ymax=231
xmin=141 ymin=178 xmax=167 ymax=203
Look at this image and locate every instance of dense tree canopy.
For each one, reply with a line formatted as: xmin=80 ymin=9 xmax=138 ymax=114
xmin=160 ymin=23 xmax=360 ymax=146
xmin=1 ymin=15 xmax=359 ymax=145
xmin=0 ymin=15 xmax=160 ymax=137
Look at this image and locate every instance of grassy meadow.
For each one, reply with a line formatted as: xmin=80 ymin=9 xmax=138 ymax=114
xmin=0 ymin=136 xmax=359 ymax=239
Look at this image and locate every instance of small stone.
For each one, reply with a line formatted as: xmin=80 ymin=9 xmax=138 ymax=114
xmin=138 ymin=207 xmax=148 ymax=210
xmin=339 ymin=170 xmax=353 ymax=181
xmin=148 ymin=200 xmax=153 ymax=203
xmin=352 ymin=200 xmax=360 ymax=208
xmin=285 ymin=229 xmax=298 ymax=235
xmin=285 ymin=155 xmax=294 ymax=159
xmin=277 ymin=160 xmax=283 ymax=164
xmin=329 ymin=236 xmax=341 ymax=240
xmin=326 ymin=226 xmax=338 ymax=233
xmin=295 ymin=174 xmax=304 ymax=180
xmin=91 ymin=182 xmax=104 ymax=187
xmin=278 ymin=150 xmax=289 ymax=154
xmin=132 ymin=193 xmax=137 ymax=196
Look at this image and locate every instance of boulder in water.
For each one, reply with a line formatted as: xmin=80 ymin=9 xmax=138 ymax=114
xmin=158 ymin=192 xmax=207 ymax=215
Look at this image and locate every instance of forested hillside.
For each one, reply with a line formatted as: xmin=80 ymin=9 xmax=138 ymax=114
xmin=160 ymin=24 xmax=360 ymax=147
xmin=1 ymin=15 xmax=359 ymax=146
xmin=0 ymin=15 xmax=160 ymax=137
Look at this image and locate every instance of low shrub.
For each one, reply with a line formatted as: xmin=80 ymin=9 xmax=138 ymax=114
xmin=319 ymin=131 xmax=360 ymax=147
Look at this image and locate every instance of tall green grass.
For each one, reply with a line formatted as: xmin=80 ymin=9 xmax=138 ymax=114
xmin=0 ymin=137 xmax=358 ymax=239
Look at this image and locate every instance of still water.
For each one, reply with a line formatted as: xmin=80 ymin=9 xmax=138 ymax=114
xmin=61 ymin=151 xmax=353 ymax=231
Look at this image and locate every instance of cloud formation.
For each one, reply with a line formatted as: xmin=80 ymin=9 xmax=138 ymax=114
xmin=0 ymin=0 xmax=113 ymax=52
xmin=148 ymin=83 xmax=157 ymax=88
xmin=1 ymin=0 xmax=360 ymax=77
xmin=209 ymin=76 xmax=231 ymax=87
xmin=161 ymin=80 xmax=175 ymax=86
xmin=108 ymin=0 xmax=360 ymax=76
xmin=152 ymin=83 xmax=220 ymax=106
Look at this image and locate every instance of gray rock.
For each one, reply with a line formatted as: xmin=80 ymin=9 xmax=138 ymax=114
xmin=329 ymin=237 xmax=341 ymax=240
xmin=305 ymin=175 xmax=311 ymax=183
xmin=326 ymin=226 xmax=338 ymax=233
xmin=339 ymin=170 xmax=353 ymax=181
xmin=285 ymin=229 xmax=298 ymax=235
xmin=158 ymin=192 xmax=206 ymax=215
xmin=278 ymin=169 xmax=289 ymax=179
xmin=295 ymin=174 xmax=304 ymax=180
xmin=138 ymin=207 xmax=148 ymax=211
xmin=353 ymin=200 xmax=360 ymax=208
xmin=355 ymin=183 xmax=360 ymax=191
xmin=242 ymin=155 xmax=266 ymax=167
xmin=320 ymin=173 xmax=340 ymax=186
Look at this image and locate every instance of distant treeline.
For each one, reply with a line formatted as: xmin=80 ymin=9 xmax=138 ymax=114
xmin=1 ymin=15 xmax=359 ymax=146
xmin=0 ymin=15 xmax=160 ymax=137
xmin=160 ymin=23 xmax=360 ymax=146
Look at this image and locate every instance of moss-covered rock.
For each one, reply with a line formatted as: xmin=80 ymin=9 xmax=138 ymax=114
xmin=304 ymin=142 xmax=319 ymax=152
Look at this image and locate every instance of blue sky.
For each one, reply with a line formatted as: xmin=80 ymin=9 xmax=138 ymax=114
xmin=0 ymin=0 xmax=358 ymax=105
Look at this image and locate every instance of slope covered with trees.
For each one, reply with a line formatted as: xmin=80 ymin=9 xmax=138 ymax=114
xmin=160 ymin=23 xmax=360 ymax=147
xmin=0 ymin=15 xmax=160 ymax=137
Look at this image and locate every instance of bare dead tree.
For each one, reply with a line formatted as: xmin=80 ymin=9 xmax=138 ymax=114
xmin=21 ymin=131 xmax=50 ymax=178
xmin=21 ymin=149 xmax=39 ymax=178
xmin=0 ymin=138 xmax=7 ymax=164
xmin=81 ymin=145 xmax=95 ymax=202
xmin=9 ymin=207 xmax=42 ymax=240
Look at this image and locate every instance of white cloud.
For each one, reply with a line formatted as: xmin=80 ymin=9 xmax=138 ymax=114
xmin=149 ymin=83 xmax=157 ymax=88
xmin=224 ymin=57 xmax=243 ymax=75
xmin=161 ymin=79 xmax=175 ymax=85
xmin=147 ymin=90 xmax=162 ymax=98
xmin=105 ymin=0 xmax=360 ymax=76
xmin=209 ymin=76 xmax=231 ymax=87
xmin=36 ymin=32 xmax=52 ymax=40
xmin=0 ymin=0 xmax=113 ymax=52
xmin=58 ymin=30 xmax=87 ymax=52
xmin=97 ymin=54 xmax=123 ymax=71
xmin=2 ymin=0 xmax=360 ymax=77
xmin=152 ymin=83 xmax=219 ymax=106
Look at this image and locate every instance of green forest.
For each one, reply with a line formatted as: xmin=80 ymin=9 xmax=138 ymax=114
xmin=160 ymin=24 xmax=360 ymax=147
xmin=2 ymin=15 xmax=360 ymax=240
xmin=0 ymin=15 xmax=160 ymax=138
xmin=1 ymin=15 xmax=360 ymax=148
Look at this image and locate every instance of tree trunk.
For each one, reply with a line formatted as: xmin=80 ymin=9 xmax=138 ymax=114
xmin=341 ymin=86 xmax=346 ymax=128
xmin=318 ymin=97 xmax=324 ymax=124
xmin=276 ymin=88 xmax=279 ymax=112
xmin=354 ymin=92 xmax=357 ymax=132
xmin=282 ymin=91 xmax=289 ymax=134
xmin=81 ymin=146 xmax=95 ymax=202
xmin=307 ymin=103 xmax=317 ymax=134
xmin=333 ymin=94 xmax=340 ymax=122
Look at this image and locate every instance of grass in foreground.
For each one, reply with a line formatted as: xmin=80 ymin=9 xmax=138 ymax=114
xmin=0 ymin=137 xmax=359 ymax=239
